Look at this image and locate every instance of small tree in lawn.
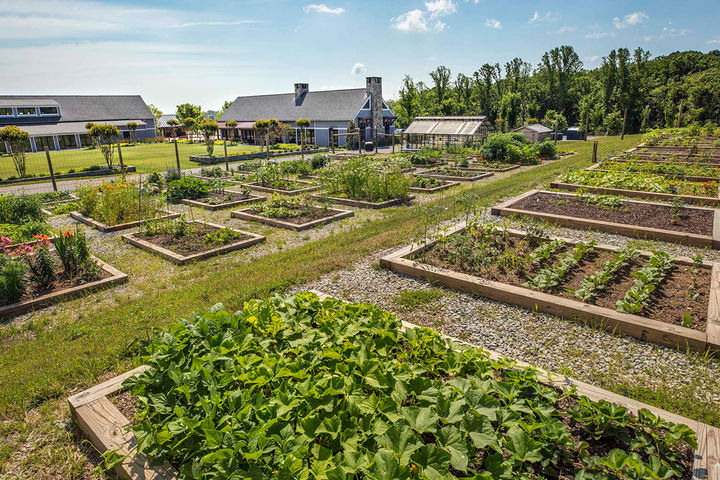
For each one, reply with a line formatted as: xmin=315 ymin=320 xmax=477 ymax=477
xmin=89 ymin=124 xmax=121 ymax=168
xmin=266 ymin=119 xmax=280 ymax=155
xmin=198 ymin=119 xmax=219 ymax=157
xmin=85 ymin=122 xmax=98 ymax=148
xmin=296 ymin=118 xmax=310 ymax=159
xmin=346 ymin=120 xmax=358 ymax=150
xmin=271 ymin=121 xmax=291 ymax=150
xmin=254 ymin=120 xmax=270 ymax=157
xmin=226 ymin=120 xmax=238 ymax=142
xmin=167 ymin=119 xmax=179 ymax=138
xmin=126 ymin=122 xmax=138 ymax=144
xmin=0 ymin=126 xmax=30 ymax=178
xmin=183 ymin=117 xmax=197 ymax=142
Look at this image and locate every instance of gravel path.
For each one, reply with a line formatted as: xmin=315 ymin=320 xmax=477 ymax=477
xmin=294 ymin=210 xmax=720 ymax=411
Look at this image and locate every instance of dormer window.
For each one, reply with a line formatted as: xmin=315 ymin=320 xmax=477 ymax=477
xmin=17 ymin=107 xmax=37 ymax=115
xmin=0 ymin=108 xmax=12 ymax=116
xmin=39 ymin=106 xmax=59 ymax=115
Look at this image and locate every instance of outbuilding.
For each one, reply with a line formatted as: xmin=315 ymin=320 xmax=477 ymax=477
xmin=511 ymin=123 xmax=553 ymax=142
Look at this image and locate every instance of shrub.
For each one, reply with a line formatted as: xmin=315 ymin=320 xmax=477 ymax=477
xmin=319 ymin=156 xmax=410 ymax=202
xmin=536 ymin=140 xmax=557 ymax=158
xmin=0 ymin=195 xmax=44 ymax=224
xmin=0 ymin=221 xmax=50 ymax=243
xmin=479 ymin=134 xmax=514 ymax=161
xmin=0 ymin=255 xmax=27 ymax=303
xmin=281 ymin=159 xmax=313 ymax=175
xmin=687 ymin=122 xmax=702 ymax=136
xmin=702 ymin=121 xmax=715 ymax=137
xmin=76 ymin=180 xmax=159 ymax=226
xmin=310 ymin=153 xmax=328 ymax=170
xmin=166 ymin=177 xmax=209 ymax=200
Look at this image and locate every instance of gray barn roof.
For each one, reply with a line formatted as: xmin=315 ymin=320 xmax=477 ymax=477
xmin=156 ymin=114 xmax=179 ymax=128
xmin=405 ymin=116 xmax=490 ymax=136
xmin=220 ymin=88 xmax=368 ymax=122
xmin=0 ymin=95 xmax=153 ymax=122
xmin=512 ymin=123 xmax=553 ymax=134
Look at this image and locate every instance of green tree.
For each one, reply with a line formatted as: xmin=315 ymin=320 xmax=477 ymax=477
xmin=182 ymin=117 xmax=198 ymax=142
xmin=126 ymin=122 xmax=138 ymax=144
xmin=88 ymin=124 xmax=121 ymax=168
xmin=225 ymin=120 xmax=238 ymax=142
xmin=296 ymin=118 xmax=311 ymax=158
xmin=176 ymin=103 xmax=203 ymax=125
xmin=198 ymin=119 xmax=219 ymax=156
xmin=541 ymin=110 xmax=568 ymax=133
xmin=254 ymin=120 xmax=270 ymax=155
xmin=346 ymin=120 xmax=358 ymax=150
xmin=217 ymin=100 xmax=233 ymax=119
xmin=147 ymin=104 xmax=162 ymax=124
xmin=167 ymin=119 xmax=179 ymax=138
xmin=0 ymin=126 xmax=30 ymax=177
xmin=430 ymin=65 xmax=452 ymax=111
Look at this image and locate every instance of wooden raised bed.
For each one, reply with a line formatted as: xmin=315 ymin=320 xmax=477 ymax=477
xmin=243 ymin=180 xmax=318 ymax=196
xmin=589 ymin=161 xmax=720 ymax=183
xmin=179 ymin=192 xmax=266 ymax=211
xmin=380 ymin=222 xmax=720 ymax=353
xmin=550 ymin=181 xmax=720 ymax=207
xmin=190 ymin=174 xmax=245 ymax=184
xmin=491 ymin=190 xmax=720 ymax=249
xmin=231 ymin=207 xmax=353 ymax=231
xmin=311 ymin=194 xmax=415 ymax=209
xmin=459 ymin=164 xmax=521 ymax=173
xmin=0 ymin=255 xmax=127 ymax=318
xmin=69 ymin=290 xmax=720 ymax=480
xmin=409 ymin=180 xmax=460 ymax=193
xmin=121 ymin=221 xmax=264 ymax=265
xmin=70 ymin=211 xmax=181 ymax=233
xmin=416 ymin=169 xmax=493 ymax=182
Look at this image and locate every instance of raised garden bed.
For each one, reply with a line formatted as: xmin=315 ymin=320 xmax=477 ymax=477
xmin=409 ymin=176 xmax=460 ymax=193
xmin=243 ymin=179 xmax=318 ymax=196
xmin=70 ymin=210 xmax=181 ymax=233
xmin=491 ymin=190 xmax=720 ymax=249
xmin=417 ymin=168 xmax=493 ymax=182
xmin=69 ymin=292 xmax=720 ymax=480
xmin=179 ymin=190 xmax=265 ymax=210
xmin=121 ymin=220 xmax=264 ymax=264
xmin=550 ymin=181 xmax=720 ymax=207
xmin=312 ymin=193 xmax=415 ymax=209
xmin=592 ymin=159 xmax=720 ymax=183
xmin=231 ymin=203 xmax=353 ymax=231
xmin=381 ymin=222 xmax=720 ymax=352
xmin=460 ymin=163 xmax=521 ymax=173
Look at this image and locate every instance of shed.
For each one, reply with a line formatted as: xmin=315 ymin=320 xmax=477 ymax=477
xmin=511 ymin=123 xmax=553 ymax=142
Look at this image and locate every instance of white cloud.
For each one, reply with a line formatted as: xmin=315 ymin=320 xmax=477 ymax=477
xmin=170 ymin=20 xmax=263 ymax=28
xmin=425 ymin=0 xmax=456 ymax=19
xmin=613 ymin=11 xmax=649 ymax=29
xmin=351 ymin=63 xmax=366 ymax=75
xmin=661 ymin=26 xmax=689 ymax=37
xmin=585 ymin=31 xmax=613 ymax=39
xmin=485 ymin=18 xmax=502 ymax=29
xmin=392 ymin=9 xmax=446 ymax=32
xmin=708 ymin=39 xmax=720 ymax=45
xmin=529 ymin=11 xmax=550 ymax=24
xmin=303 ymin=4 xmax=345 ymax=14
xmin=556 ymin=25 xmax=576 ymax=33
xmin=643 ymin=35 xmax=654 ymax=41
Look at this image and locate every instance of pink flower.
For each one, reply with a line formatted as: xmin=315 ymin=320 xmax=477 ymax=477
xmin=0 ymin=236 xmax=12 ymax=247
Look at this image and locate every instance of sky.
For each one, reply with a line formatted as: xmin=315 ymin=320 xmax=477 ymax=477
xmin=2 ymin=0 xmax=719 ymax=113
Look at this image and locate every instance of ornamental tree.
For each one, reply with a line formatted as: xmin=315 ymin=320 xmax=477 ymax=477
xmin=296 ymin=118 xmax=310 ymax=158
xmin=0 ymin=125 xmax=30 ymax=177
xmin=167 ymin=119 xmax=179 ymax=138
xmin=198 ymin=119 xmax=219 ymax=156
xmin=254 ymin=119 xmax=270 ymax=155
xmin=226 ymin=120 xmax=238 ymax=142
xmin=88 ymin=123 xmax=121 ymax=168
xmin=126 ymin=122 xmax=138 ymax=144
xmin=346 ymin=120 xmax=358 ymax=150
xmin=182 ymin=117 xmax=197 ymax=142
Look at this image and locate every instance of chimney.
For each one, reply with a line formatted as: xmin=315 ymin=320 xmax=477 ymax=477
xmin=365 ymin=77 xmax=383 ymax=134
xmin=294 ymin=83 xmax=308 ymax=106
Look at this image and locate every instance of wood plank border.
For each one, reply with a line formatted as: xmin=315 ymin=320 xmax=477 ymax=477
xmin=70 ymin=211 xmax=181 ymax=233
xmin=121 ymin=221 xmax=265 ymax=265
xmin=311 ymin=194 xmax=416 ymax=209
xmin=230 ymin=207 xmax=354 ymax=231
xmin=242 ymin=180 xmax=318 ymax=196
xmin=409 ymin=180 xmax=460 ymax=193
xmin=491 ymin=189 xmax=719 ymax=249
xmin=179 ymin=194 xmax=266 ymax=211
xmin=585 ymin=165 xmax=719 ymax=184
xmin=0 ymin=255 xmax=127 ymax=318
xmin=550 ymin=181 xmax=720 ymax=207
xmin=416 ymin=170 xmax=493 ymax=182
xmin=379 ymin=221 xmax=716 ymax=353
xmin=458 ymin=164 xmax=521 ymax=173
xmin=190 ymin=174 xmax=244 ymax=184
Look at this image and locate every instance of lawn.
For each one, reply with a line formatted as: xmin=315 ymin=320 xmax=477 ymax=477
xmin=0 ymin=142 xmax=264 ymax=179
xmin=9 ymin=135 xmax=719 ymax=478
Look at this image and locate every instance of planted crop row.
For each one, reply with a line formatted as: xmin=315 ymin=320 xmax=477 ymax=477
xmin=560 ymin=170 xmax=719 ymax=198
xmin=574 ymin=246 xmax=640 ymax=302
xmin=598 ymin=159 xmax=720 ymax=178
xmin=526 ymin=241 xmax=596 ymax=290
xmin=616 ymin=251 xmax=674 ymax=314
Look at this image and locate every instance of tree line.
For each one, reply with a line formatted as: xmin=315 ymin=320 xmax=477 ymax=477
xmin=389 ymin=46 xmax=720 ymax=135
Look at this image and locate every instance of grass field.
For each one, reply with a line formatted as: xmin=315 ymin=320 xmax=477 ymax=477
xmin=7 ymin=134 xmax=719 ymax=478
xmin=0 ymin=142 xmax=265 ymax=179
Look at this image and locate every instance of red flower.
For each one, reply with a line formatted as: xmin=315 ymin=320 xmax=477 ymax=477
xmin=33 ymin=234 xmax=51 ymax=246
xmin=62 ymin=231 xmax=74 ymax=238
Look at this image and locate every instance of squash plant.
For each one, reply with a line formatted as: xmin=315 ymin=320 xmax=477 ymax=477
xmin=123 ymin=293 xmax=696 ymax=480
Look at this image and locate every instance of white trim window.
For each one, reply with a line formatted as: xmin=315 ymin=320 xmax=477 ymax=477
xmin=0 ymin=107 xmax=13 ymax=117
xmin=39 ymin=106 xmax=59 ymax=116
xmin=16 ymin=106 xmax=37 ymax=116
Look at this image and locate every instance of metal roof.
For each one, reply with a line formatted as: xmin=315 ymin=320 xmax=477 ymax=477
xmin=220 ymin=88 xmax=369 ymax=122
xmin=512 ymin=123 xmax=553 ymax=134
xmin=0 ymin=95 xmax=153 ymax=122
xmin=156 ymin=114 xmax=178 ymax=128
xmin=404 ymin=116 xmax=490 ymax=136
xmin=19 ymin=120 xmax=147 ymax=136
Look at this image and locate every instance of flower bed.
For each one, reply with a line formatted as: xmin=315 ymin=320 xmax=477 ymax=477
xmin=0 ymin=231 xmax=127 ymax=317
xmin=417 ymin=167 xmax=494 ymax=182
xmin=382 ymin=221 xmax=719 ymax=352
xmin=491 ymin=190 xmax=720 ymax=249
xmin=409 ymin=176 xmax=460 ymax=193
xmin=0 ymin=194 xmax=53 ymax=243
xmin=71 ymin=293 xmax=714 ymax=480
xmin=121 ymin=218 xmax=264 ymax=264
xmin=231 ymin=194 xmax=353 ymax=231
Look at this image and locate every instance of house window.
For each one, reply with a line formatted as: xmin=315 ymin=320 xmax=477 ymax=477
xmin=34 ymin=136 xmax=56 ymax=151
xmin=79 ymin=134 xmax=93 ymax=147
xmin=17 ymin=107 xmax=37 ymax=115
xmin=39 ymin=106 xmax=59 ymax=115
xmin=58 ymin=135 xmax=77 ymax=149
xmin=0 ymin=107 xmax=13 ymax=116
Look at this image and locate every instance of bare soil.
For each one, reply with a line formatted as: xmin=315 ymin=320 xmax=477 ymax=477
xmin=137 ymin=224 xmax=250 ymax=256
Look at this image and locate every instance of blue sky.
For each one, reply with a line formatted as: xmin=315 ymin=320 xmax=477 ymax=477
xmin=2 ymin=0 xmax=719 ymax=113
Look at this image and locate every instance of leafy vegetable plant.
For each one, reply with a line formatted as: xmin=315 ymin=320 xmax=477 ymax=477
xmin=616 ymin=251 xmax=674 ymax=314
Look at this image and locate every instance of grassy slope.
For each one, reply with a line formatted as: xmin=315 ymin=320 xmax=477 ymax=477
xmin=5 ymin=134 xmax=719 ymax=474
xmin=0 ymin=142 xmax=264 ymax=179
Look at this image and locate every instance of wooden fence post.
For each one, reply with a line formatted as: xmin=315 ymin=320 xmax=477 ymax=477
xmin=224 ymin=140 xmax=229 ymax=171
xmin=44 ymin=147 xmax=57 ymax=192
xmin=392 ymin=132 xmax=395 ymax=154
xmin=676 ymin=99 xmax=685 ymax=128
xmin=592 ymin=140 xmax=598 ymax=164
xmin=584 ymin=110 xmax=590 ymax=141
xmin=174 ymin=140 xmax=180 ymax=172
xmin=621 ymin=106 xmax=628 ymax=140
xmin=117 ymin=143 xmax=124 ymax=170
xmin=331 ymin=133 xmax=335 ymax=154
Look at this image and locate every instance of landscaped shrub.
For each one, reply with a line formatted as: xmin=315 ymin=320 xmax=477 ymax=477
xmin=166 ymin=177 xmax=209 ymax=200
xmin=123 ymin=292 xmax=698 ymax=480
xmin=536 ymin=140 xmax=557 ymax=158
xmin=310 ymin=153 xmax=328 ymax=170
xmin=76 ymin=180 xmax=160 ymax=226
xmin=320 ymin=156 xmax=410 ymax=202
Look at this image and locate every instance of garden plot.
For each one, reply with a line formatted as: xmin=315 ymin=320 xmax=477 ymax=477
xmin=244 ymin=179 xmax=318 ymax=195
xmin=619 ymin=151 xmax=720 ymax=164
xmin=492 ymin=190 xmax=720 ymax=249
xmin=1 ymin=231 xmax=127 ymax=317
xmin=551 ymin=170 xmax=720 ymax=207
xmin=590 ymin=159 xmax=720 ymax=183
xmin=409 ymin=176 xmax=460 ymax=193
xmin=231 ymin=194 xmax=353 ymax=231
xmin=70 ymin=292 xmax=718 ymax=480
xmin=180 ymin=188 xmax=265 ymax=210
xmin=121 ymin=218 xmax=264 ymax=265
xmin=416 ymin=167 xmax=494 ymax=182
xmin=0 ymin=194 xmax=54 ymax=243
xmin=381 ymin=222 xmax=720 ymax=352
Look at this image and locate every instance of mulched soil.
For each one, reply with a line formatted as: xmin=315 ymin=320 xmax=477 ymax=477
xmin=423 ymin=168 xmax=483 ymax=178
xmin=419 ymin=232 xmax=709 ymax=330
xmin=511 ymin=192 xmax=714 ymax=236
xmin=137 ymin=224 xmax=250 ymax=256
xmin=109 ymin=390 xmax=139 ymax=422
xmin=249 ymin=206 xmax=338 ymax=225
xmin=196 ymin=190 xmax=253 ymax=205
